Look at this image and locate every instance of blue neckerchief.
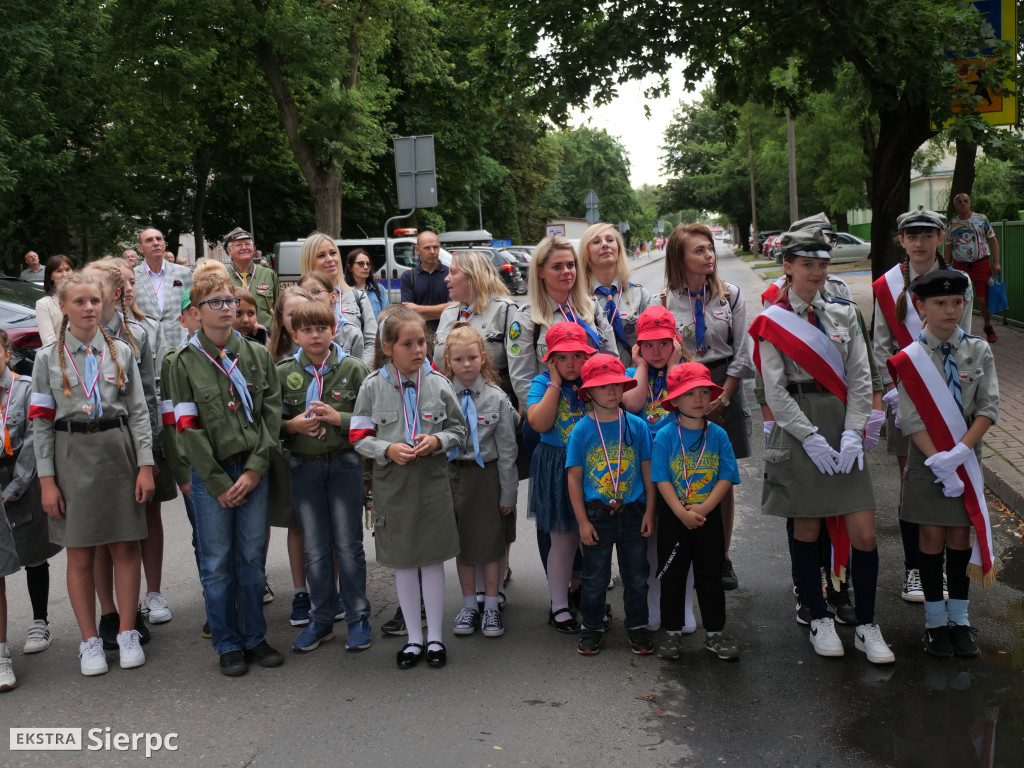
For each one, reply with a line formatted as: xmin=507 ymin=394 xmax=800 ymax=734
xmin=81 ymin=345 xmax=103 ymax=419
xmin=449 ymin=385 xmax=483 ymax=467
xmin=294 ymin=343 xmax=348 ymax=410
xmin=595 ymin=284 xmax=627 ymax=349
xmin=560 ymin=377 xmax=584 ymax=412
xmin=190 ymin=332 xmax=254 ymax=422
xmin=921 ymin=329 xmax=965 ymax=414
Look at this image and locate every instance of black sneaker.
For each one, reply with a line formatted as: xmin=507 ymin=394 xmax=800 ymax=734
xmin=827 ymin=590 xmax=857 ymax=626
xmin=201 ymin=621 xmax=211 ymax=639
xmin=627 ymin=627 xmax=654 ymax=655
xmin=577 ymin=629 xmax=602 ymax=655
xmin=794 ymin=591 xmax=811 ymax=626
xmin=381 ymin=607 xmax=407 ymax=636
xmin=219 ymin=650 xmax=247 ymax=677
xmin=923 ymin=625 xmax=954 ymax=658
xmin=721 ymin=557 xmax=739 ymax=591
xmin=244 ymin=640 xmax=283 ymax=668
xmin=950 ymin=623 xmax=981 ymax=658
xmin=99 ymin=611 xmax=119 ymax=650
xmin=603 ymin=603 xmax=613 ymax=631
xmin=135 ymin=608 xmax=151 ymax=645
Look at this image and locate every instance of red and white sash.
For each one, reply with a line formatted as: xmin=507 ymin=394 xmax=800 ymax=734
xmin=749 ymin=304 xmax=847 ymax=404
xmin=872 ymin=265 xmax=919 ymax=349
xmin=887 ymin=342 xmax=995 ymax=586
xmin=760 ymin=277 xmax=786 ymax=308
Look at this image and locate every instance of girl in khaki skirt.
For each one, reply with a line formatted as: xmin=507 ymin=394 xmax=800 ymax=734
xmin=351 ymin=307 xmax=467 ymax=669
xmin=30 ymin=272 xmax=155 ymax=676
xmin=443 ymin=322 xmax=518 ymax=639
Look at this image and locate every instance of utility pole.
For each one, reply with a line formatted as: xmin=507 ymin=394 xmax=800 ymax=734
xmin=747 ymin=115 xmax=758 ymax=252
xmin=786 ymin=109 xmax=798 ymax=223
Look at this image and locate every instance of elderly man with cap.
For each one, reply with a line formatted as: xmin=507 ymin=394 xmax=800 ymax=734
xmin=224 ymin=228 xmax=278 ymax=333
xmin=135 ymin=227 xmax=194 ymax=366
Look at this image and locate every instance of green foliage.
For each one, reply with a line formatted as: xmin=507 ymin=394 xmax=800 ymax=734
xmin=972 ymin=156 xmax=1021 ymax=222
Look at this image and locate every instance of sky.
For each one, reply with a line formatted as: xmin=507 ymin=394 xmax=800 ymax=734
xmin=569 ymin=59 xmax=703 ymax=189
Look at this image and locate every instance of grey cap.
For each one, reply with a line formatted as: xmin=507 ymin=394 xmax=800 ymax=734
xmin=223 ymin=227 xmax=252 ymax=246
xmin=779 ymin=228 xmax=832 ymax=260
xmin=789 ymin=212 xmax=835 ymax=236
xmin=896 ymin=205 xmax=945 ymax=231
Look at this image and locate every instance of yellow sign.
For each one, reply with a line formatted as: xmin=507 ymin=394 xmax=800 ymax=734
xmin=950 ymin=0 xmax=1017 ymax=126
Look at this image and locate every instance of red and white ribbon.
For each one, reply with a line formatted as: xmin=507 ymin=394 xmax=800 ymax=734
xmin=872 ymin=264 xmax=919 ymax=349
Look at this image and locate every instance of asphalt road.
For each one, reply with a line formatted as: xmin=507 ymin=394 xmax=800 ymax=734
xmin=2 ymin=246 xmax=1022 ymax=767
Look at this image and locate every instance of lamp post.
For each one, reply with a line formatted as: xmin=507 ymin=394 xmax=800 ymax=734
xmin=241 ymin=173 xmax=255 ymax=244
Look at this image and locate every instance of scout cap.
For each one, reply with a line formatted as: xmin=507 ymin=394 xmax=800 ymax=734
xmin=779 ymin=228 xmax=832 ymax=260
xmin=579 ymin=354 xmax=638 ymax=395
xmin=223 ymin=227 xmax=252 ymax=246
xmin=910 ymin=269 xmax=968 ymax=299
xmin=636 ymin=305 xmax=682 ymax=342
xmin=661 ymin=362 xmax=723 ymax=409
xmin=541 ymin=321 xmax=598 ymax=361
xmin=789 ymin=212 xmax=835 ymax=237
xmin=180 ymin=288 xmax=192 ymax=313
xmin=897 ymin=205 xmax=945 ymax=231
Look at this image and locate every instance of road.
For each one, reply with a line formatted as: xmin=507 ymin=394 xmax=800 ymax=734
xmin=2 ymin=245 xmax=1023 ymax=767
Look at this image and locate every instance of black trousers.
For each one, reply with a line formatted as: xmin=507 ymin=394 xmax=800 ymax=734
xmin=657 ymin=498 xmax=725 ymax=633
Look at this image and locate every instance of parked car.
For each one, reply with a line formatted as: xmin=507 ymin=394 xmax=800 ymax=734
xmin=757 ymin=230 xmax=783 ymax=254
xmin=449 ymin=247 xmax=528 ymax=295
xmin=503 ymin=247 xmax=532 ymax=281
xmin=831 ymin=232 xmax=871 ymax=263
xmin=0 ymin=276 xmax=44 ymax=374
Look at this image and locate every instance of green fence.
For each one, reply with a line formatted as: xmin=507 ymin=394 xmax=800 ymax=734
xmin=848 ymin=222 xmax=872 ymax=240
xmin=987 ymin=221 xmax=1022 ymax=326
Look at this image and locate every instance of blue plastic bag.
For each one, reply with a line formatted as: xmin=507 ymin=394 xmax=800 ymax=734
xmin=988 ymin=276 xmax=1010 ymax=316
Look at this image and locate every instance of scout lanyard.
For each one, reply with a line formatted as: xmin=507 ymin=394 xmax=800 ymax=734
xmin=231 ymin=265 xmax=252 ymax=291
xmin=557 ymin=380 xmax=585 ymax=425
xmin=63 ymin=343 xmax=104 ymax=404
xmin=646 ymin=368 xmax=667 ymax=422
xmin=676 ymin=419 xmax=708 ymax=501
xmin=145 ymin=264 xmax=165 ymax=300
xmin=0 ymin=373 xmax=17 ymax=455
xmin=556 ymin=301 xmax=578 ymax=324
xmin=189 ymin=333 xmax=254 ymax=421
xmin=458 ymin=305 xmax=475 ymax=321
xmin=592 ymin=410 xmax=623 ymax=501
xmin=401 ymin=367 xmax=421 ymax=444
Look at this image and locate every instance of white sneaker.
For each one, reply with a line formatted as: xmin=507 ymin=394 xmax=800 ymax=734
xmin=79 ymin=637 xmax=109 ymax=676
xmin=855 ymin=623 xmax=896 ymax=664
xmin=809 ymin=617 xmax=845 ymax=657
xmin=117 ymin=630 xmax=146 ymax=669
xmin=901 ymin=569 xmax=924 ymax=603
xmin=0 ymin=649 xmax=16 ymax=691
xmin=23 ymin=619 xmax=51 ymax=654
xmin=146 ymin=592 xmax=172 ymax=624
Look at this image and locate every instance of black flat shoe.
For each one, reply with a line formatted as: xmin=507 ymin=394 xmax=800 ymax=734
xmin=219 ymin=650 xmax=247 ymax=677
xmin=426 ymin=641 xmax=447 ymax=667
xmin=244 ymin=640 xmax=283 ymax=668
xmin=548 ymin=609 xmax=580 ymax=634
xmin=396 ymin=642 xmax=424 ymax=669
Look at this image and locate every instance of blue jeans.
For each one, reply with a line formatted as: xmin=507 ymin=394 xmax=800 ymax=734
xmin=191 ymin=462 xmax=269 ymax=655
xmin=289 ymin=450 xmax=369 ymax=626
xmin=580 ymin=501 xmax=649 ymax=631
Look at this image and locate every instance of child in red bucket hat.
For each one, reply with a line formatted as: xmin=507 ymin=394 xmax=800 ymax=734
xmin=566 ymin=354 xmax=655 ymax=656
xmin=526 ymin=322 xmax=597 ymax=634
xmin=652 ymin=362 xmax=741 ymax=662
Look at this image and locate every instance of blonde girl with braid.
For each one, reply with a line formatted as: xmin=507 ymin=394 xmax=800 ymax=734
xmin=870 ymin=205 xmax=974 ymax=604
xmin=30 ymin=272 xmax=155 ymax=676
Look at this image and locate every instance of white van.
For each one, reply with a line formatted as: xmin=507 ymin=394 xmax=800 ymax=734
xmin=271 ymin=236 xmax=453 ymax=303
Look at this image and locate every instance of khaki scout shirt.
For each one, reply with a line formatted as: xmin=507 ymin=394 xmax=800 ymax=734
xmin=448 ymin=374 xmax=520 ymax=508
xmin=229 ymin=262 xmax=279 ymax=332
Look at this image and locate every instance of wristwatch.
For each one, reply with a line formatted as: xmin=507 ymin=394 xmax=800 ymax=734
xmin=718 ymin=395 xmax=731 ymax=407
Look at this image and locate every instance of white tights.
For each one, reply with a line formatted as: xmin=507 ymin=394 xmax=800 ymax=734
xmin=395 ymin=563 xmax=445 ymax=650
xmin=548 ymin=531 xmax=579 ymax=615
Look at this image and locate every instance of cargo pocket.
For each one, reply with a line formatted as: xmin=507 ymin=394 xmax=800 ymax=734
xmin=764 ymin=448 xmax=791 ymax=464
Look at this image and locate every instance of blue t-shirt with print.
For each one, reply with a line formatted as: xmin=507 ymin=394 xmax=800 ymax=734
xmin=566 ymin=410 xmax=652 ymax=504
xmin=652 ymin=418 xmax=739 ymax=504
xmin=528 ymin=372 xmax=592 ymax=446
xmin=626 ymin=365 xmax=672 ymax=433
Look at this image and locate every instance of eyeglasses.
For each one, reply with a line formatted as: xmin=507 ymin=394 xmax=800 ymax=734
xmin=353 ymin=261 xmax=371 ymax=268
xmin=308 ymin=288 xmax=328 ymax=296
xmin=200 ymin=297 xmax=242 ymax=310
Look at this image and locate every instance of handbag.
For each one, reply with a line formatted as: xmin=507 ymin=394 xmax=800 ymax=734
xmin=988 ymin=276 xmax=1010 ymax=316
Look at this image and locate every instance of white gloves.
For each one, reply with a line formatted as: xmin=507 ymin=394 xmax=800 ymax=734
xmin=763 ymin=421 xmax=774 ymax=440
xmin=802 ymin=430 xmax=839 ymax=475
xmin=882 ymin=388 xmax=900 ymax=429
xmin=924 ymin=442 xmax=972 ymax=479
xmin=837 ymin=429 xmax=865 ymax=474
xmin=938 ymin=471 xmax=965 ymax=498
xmin=863 ymin=409 xmax=885 ymax=452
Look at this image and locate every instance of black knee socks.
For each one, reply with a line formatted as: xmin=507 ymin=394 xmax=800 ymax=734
xmin=919 ymin=550 xmax=945 ymax=603
xmin=793 ymin=538 xmax=828 ymax=620
xmin=946 ymin=547 xmax=972 ymax=600
xmin=850 ymin=547 xmax=878 ymax=625
xmin=899 ymin=518 xmax=920 ymax=571
xmin=25 ymin=562 xmax=50 ymax=622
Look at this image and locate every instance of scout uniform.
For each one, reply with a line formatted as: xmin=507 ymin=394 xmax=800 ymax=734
xmin=224 ymin=228 xmax=280 ymax=334
xmin=664 ymin=280 xmax=754 ymax=459
xmin=506 ymin=296 xmax=618 ymax=407
xmin=433 ymin=296 xmax=519 ymax=403
xmin=590 ymin=280 xmax=652 ymax=366
xmin=447 ymin=374 xmax=519 ymax=565
xmin=333 ymin=319 xmax=364 ymax=362
xmin=0 ymin=368 xmax=61 ymax=568
xmin=30 ymin=333 xmax=154 ymax=547
xmin=337 ymin=288 xmax=377 ymax=367
xmin=350 ymin=363 xmax=467 ymax=569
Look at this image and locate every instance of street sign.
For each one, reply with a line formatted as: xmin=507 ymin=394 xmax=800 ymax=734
xmin=656 ymin=219 xmax=665 ymax=234
xmin=618 ymin=221 xmax=630 ymax=233
xmin=585 ymin=189 xmax=600 ymax=224
xmin=393 ymin=135 xmax=438 ymax=209
xmin=546 ymin=224 xmax=565 ymax=237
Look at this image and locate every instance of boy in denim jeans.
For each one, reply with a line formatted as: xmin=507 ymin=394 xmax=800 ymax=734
xmin=567 ymin=354 xmax=655 ymax=656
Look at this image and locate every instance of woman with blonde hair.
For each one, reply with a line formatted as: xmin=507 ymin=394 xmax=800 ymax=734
xmin=434 ymin=250 xmax=519 ymax=404
xmin=300 ymin=233 xmax=377 ymax=365
xmin=581 ymin=222 xmax=651 ymax=365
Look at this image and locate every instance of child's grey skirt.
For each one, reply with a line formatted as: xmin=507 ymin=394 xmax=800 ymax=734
xmin=762 ymin=391 xmax=875 ymax=518
xmin=450 ymin=461 xmax=505 ymax=564
xmin=528 ymin=443 xmax=578 ymax=534
xmin=900 ymin=443 xmax=975 ymax=527
xmin=0 ymin=511 xmax=20 ymax=578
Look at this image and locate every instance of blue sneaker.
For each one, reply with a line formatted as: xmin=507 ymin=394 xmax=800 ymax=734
xmin=289 ymin=592 xmax=311 ymax=627
xmin=292 ymin=621 xmax=334 ymax=653
xmin=345 ymin=619 xmax=372 ymax=652
xmin=334 ymin=593 xmax=346 ymax=622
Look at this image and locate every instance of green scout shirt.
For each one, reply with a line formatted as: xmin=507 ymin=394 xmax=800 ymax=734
xmin=228 ymin=262 xmax=279 ymax=332
xmin=165 ymin=329 xmax=282 ymax=497
xmin=277 ymin=346 xmax=369 ymax=456
xmin=160 ymin=345 xmax=191 ymax=487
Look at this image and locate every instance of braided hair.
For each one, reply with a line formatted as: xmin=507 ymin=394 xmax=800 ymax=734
xmin=83 ymin=258 xmax=138 ymax=356
xmin=56 ymin=272 xmax=126 ymax=397
xmin=116 ymin=258 xmax=148 ymax=321
xmin=894 ymin=230 xmax=948 ymax=324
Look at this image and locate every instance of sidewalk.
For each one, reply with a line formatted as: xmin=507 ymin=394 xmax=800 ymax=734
xmin=739 ymin=255 xmax=1024 ymax=515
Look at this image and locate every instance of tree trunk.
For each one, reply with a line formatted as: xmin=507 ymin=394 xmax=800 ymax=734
xmin=310 ymin=171 xmax=344 ymax=239
xmin=947 ymin=139 xmax=978 ymax=217
xmin=868 ymin=96 xmax=935 ymax=280
xmin=193 ymin=162 xmax=209 ymax=261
